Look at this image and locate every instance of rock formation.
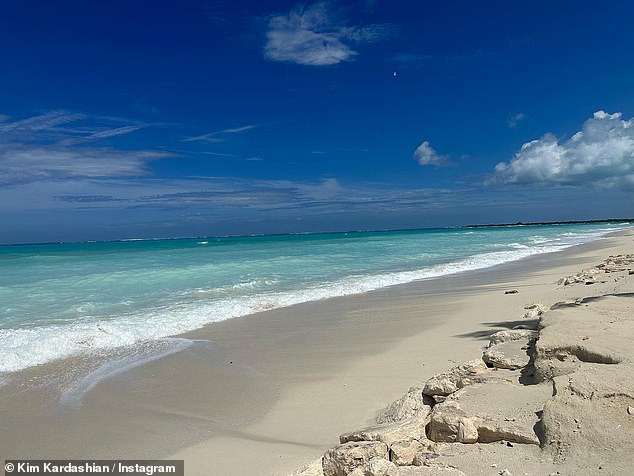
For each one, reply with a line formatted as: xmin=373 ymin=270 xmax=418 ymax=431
xmin=290 ymin=256 xmax=634 ymax=476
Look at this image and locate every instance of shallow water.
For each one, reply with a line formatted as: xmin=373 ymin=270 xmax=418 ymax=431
xmin=0 ymin=223 xmax=629 ymax=373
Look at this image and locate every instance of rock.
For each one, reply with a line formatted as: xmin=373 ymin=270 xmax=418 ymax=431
xmin=523 ymin=308 xmax=542 ymax=319
xmin=427 ymin=401 xmax=479 ymax=443
xmin=423 ymin=360 xmax=489 ymax=397
xmin=429 ymin=379 xmax=549 ymax=445
xmin=485 ymin=329 xmax=537 ymax=370
xmin=557 ymin=255 xmax=634 ymax=286
xmin=488 ymin=329 xmax=537 ymax=346
xmin=534 ymin=298 xmax=629 ymax=381
xmin=482 ymin=344 xmax=531 ymax=370
xmin=522 ymin=303 xmax=545 ymax=319
xmin=366 ymin=457 xmax=397 ymax=476
xmin=477 ymin=421 xmax=539 ymax=445
xmin=389 ymin=439 xmax=424 ymax=466
xmin=628 ymin=406 xmax=634 ymax=415
xmin=340 ymin=418 xmax=427 ymax=447
xmin=377 ymin=387 xmax=432 ymax=424
xmin=536 ymin=294 xmax=634 ymax=469
xmin=322 ymin=441 xmax=389 ymax=476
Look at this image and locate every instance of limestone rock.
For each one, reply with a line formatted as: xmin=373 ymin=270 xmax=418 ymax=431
xmin=488 ymin=329 xmax=537 ymax=346
xmin=482 ymin=343 xmax=530 ymax=370
xmin=423 ymin=360 xmax=488 ymax=397
xmin=322 ymin=441 xmax=389 ymax=476
xmin=534 ymin=298 xmax=629 ymax=381
xmin=389 ymin=439 xmax=424 ymax=466
xmin=557 ymin=255 xmax=634 ymax=286
xmin=427 ymin=401 xmax=479 ymax=443
xmin=377 ymin=387 xmax=432 ymax=424
xmin=477 ymin=421 xmax=539 ymax=445
xmin=340 ymin=418 xmax=427 ymax=447
xmin=366 ymin=457 xmax=397 ymax=476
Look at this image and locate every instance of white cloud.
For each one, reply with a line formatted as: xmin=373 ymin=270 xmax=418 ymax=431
xmin=0 ymin=111 xmax=86 ymax=134
xmin=493 ymin=110 xmax=634 ymax=189
xmin=264 ymin=2 xmax=393 ymax=66
xmin=0 ymin=111 xmax=170 ymax=185
xmin=0 ymin=146 xmax=170 ymax=185
xmin=413 ymin=140 xmax=448 ymax=166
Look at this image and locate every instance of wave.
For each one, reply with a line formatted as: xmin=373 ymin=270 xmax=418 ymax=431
xmin=0 ymin=225 xmax=626 ymax=374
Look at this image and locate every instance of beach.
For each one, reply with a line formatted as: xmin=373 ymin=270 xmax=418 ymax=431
xmin=1 ymin=229 xmax=633 ymax=475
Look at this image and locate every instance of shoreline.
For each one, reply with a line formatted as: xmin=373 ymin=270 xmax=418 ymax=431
xmin=0 ymin=229 xmax=632 ymax=474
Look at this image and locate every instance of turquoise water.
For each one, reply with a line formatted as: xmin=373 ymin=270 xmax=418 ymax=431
xmin=0 ymin=223 xmax=629 ymax=373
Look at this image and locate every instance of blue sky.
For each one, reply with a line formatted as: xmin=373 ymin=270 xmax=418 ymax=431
xmin=1 ymin=0 xmax=633 ymax=244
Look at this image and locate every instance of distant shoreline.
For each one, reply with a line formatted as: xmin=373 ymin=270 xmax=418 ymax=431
xmin=465 ymin=218 xmax=633 ymax=228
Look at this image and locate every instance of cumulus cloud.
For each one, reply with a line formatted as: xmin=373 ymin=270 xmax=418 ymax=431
xmin=264 ymin=2 xmax=393 ymax=66
xmin=493 ymin=111 xmax=634 ymax=189
xmin=413 ymin=140 xmax=448 ymax=166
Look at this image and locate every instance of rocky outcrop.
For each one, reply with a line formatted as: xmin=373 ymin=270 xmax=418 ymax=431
xmin=427 ymin=379 xmax=546 ymax=445
xmin=340 ymin=418 xmax=428 ymax=447
xmin=534 ymin=296 xmax=630 ymax=381
xmin=322 ymin=441 xmax=389 ymax=476
xmin=376 ymin=387 xmax=431 ymax=424
xmin=422 ymin=360 xmax=488 ymax=398
xmin=557 ymin=254 xmax=634 ymax=286
xmin=535 ymin=293 xmax=634 ymax=470
xmin=290 ymin=255 xmax=634 ymax=476
xmin=483 ymin=329 xmax=537 ymax=370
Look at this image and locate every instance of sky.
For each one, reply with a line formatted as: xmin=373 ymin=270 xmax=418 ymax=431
xmin=1 ymin=0 xmax=633 ymax=244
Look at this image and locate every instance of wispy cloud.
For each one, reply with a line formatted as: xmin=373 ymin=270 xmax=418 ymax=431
xmin=0 ymin=111 xmax=151 ymax=145
xmin=183 ymin=124 xmax=258 ymax=143
xmin=0 ymin=146 xmax=170 ymax=185
xmin=264 ymin=2 xmax=394 ymax=66
xmin=0 ymin=111 xmax=86 ymax=135
xmin=507 ymin=112 xmax=525 ymax=128
xmin=413 ymin=140 xmax=449 ymax=167
xmin=492 ymin=110 xmax=634 ymax=190
xmin=0 ymin=111 xmax=170 ymax=185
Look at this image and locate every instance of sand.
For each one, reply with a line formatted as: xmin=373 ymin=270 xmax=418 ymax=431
xmin=1 ymin=229 xmax=633 ymax=475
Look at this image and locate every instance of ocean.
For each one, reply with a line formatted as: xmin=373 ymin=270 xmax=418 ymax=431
xmin=0 ymin=223 xmax=629 ymax=375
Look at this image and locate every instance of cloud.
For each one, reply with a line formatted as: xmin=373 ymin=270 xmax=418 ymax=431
xmin=0 ymin=146 xmax=170 ymax=185
xmin=183 ymin=124 xmax=258 ymax=143
xmin=507 ymin=112 xmax=525 ymax=128
xmin=0 ymin=111 xmax=86 ymax=135
xmin=413 ymin=140 xmax=448 ymax=166
xmin=0 ymin=111 xmax=170 ymax=185
xmin=264 ymin=2 xmax=394 ymax=66
xmin=492 ymin=110 xmax=634 ymax=189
